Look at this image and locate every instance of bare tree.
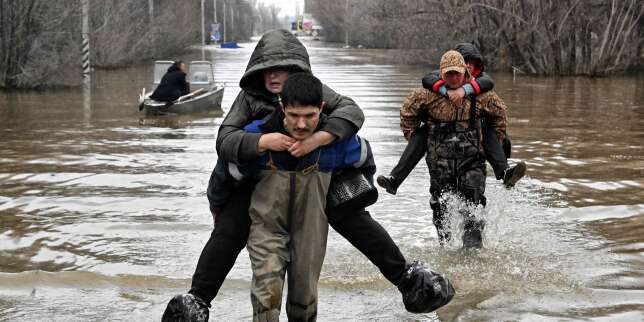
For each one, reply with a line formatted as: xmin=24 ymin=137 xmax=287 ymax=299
xmin=90 ymin=0 xmax=202 ymax=68
xmin=218 ymin=0 xmax=255 ymax=42
xmin=311 ymin=0 xmax=643 ymax=75
xmin=253 ymin=2 xmax=282 ymax=34
xmin=308 ymin=0 xmax=346 ymax=43
xmin=0 ymin=0 xmax=259 ymax=88
xmin=0 ymin=0 xmax=80 ymax=87
xmin=458 ymin=0 xmax=642 ymax=75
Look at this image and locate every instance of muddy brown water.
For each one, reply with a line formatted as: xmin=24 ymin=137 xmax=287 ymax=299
xmin=1 ymin=40 xmax=643 ymax=321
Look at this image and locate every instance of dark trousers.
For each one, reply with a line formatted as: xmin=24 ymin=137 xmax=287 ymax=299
xmin=482 ymin=125 xmax=510 ymax=180
xmin=390 ymin=125 xmax=429 ymax=187
xmin=390 ymin=124 xmax=511 ymax=184
xmin=190 ymin=181 xmax=407 ymax=304
xmin=429 ymin=165 xmax=487 ymax=244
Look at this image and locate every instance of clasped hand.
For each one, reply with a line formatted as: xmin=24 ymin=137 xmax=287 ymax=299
xmin=446 ymin=87 xmax=466 ymax=105
xmin=257 ymin=131 xmax=334 ymax=157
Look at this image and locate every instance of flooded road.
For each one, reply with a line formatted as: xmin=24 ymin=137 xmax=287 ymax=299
xmin=1 ymin=40 xmax=643 ymax=321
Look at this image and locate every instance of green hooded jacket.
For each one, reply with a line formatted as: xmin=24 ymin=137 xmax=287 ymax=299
xmin=216 ymin=29 xmax=365 ymax=164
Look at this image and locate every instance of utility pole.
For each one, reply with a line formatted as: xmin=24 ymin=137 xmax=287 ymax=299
xmin=201 ymin=0 xmax=205 ymax=47
xmin=229 ymin=1 xmax=234 ymax=40
xmin=212 ymin=0 xmax=218 ymax=45
xmin=148 ymin=0 xmax=154 ymax=25
xmin=81 ymin=0 xmax=91 ymax=123
xmin=213 ymin=0 xmax=217 ymax=23
xmin=296 ymin=0 xmax=302 ymax=33
xmin=201 ymin=0 xmax=205 ymax=59
xmin=81 ymin=0 xmax=90 ymax=87
xmin=223 ymin=0 xmax=226 ymax=42
xmin=344 ymin=0 xmax=349 ymax=47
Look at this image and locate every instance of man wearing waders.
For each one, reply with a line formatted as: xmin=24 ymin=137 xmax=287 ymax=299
xmin=400 ymin=50 xmax=508 ymax=248
xmin=234 ymin=73 xmax=368 ymax=321
xmin=377 ymin=42 xmax=526 ymax=195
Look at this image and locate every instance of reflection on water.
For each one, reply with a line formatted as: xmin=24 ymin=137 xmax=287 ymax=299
xmin=1 ymin=41 xmax=643 ymax=321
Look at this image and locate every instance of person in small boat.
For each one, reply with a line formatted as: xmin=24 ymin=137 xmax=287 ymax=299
xmin=150 ymin=61 xmax=190 ymax=102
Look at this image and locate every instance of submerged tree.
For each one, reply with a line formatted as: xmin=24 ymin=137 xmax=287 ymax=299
xmin=253 ymin=1 xmax=284 ymax=34
xmin=90 ymin=0 xmax=200 ymax=68
xmin=0 ymin=0 xmax=257 ymax=88
xmin=464 ymin=0 xmax=643 ymax=75
xmin=310 ymin=0 xmax=643 ymax=75
xmin=0 ymin=0 xmax=80 ymax=87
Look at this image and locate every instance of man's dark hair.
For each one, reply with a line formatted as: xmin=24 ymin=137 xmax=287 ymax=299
xmin=280 ymin=73 xmax=323 ymax=108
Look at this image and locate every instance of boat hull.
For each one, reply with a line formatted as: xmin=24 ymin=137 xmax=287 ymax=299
xmin=141 ymin=86 xmax=224 ymax=116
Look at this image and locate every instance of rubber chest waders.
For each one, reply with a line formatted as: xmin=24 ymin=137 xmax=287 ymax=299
xmin=426 ymin=97 xmax=487 ymax=247
xmin=247 ymin=153 xmax=330 ymax=321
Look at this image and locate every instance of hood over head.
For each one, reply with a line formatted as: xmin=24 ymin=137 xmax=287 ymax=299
xmin=239 ymin=29 xmax=312 ymax=98
xmin=167 ymin=61 xmax=184 ymax=73
xmin=454 ymin=42 xmax=485 ymax=72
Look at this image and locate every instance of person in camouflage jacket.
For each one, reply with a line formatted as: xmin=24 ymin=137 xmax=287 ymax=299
xmin=377 ymin=42 xmax=526 ymax=196
xmin=399 ymin=50 xmax=507 ymax=248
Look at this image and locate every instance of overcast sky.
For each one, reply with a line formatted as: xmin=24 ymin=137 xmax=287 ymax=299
xmin=257 ymin=0 xmax=304 ymax=17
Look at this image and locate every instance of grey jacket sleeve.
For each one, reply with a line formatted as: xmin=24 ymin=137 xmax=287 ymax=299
xmin=321 ymin=84 xmax=364 ymax=141
xmin=421 ymin=70 xmax=441 ymax=91
xmin=215 ymin=92 xmax=263 ymax=164
xmin=473 ymin=72 xmax=494 ymax=93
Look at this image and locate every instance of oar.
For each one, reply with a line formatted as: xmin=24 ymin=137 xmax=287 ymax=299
xmin=177 ymin=88 xmax=205 ymax=102
xmin=138 ymin=87 xmax=146 ymax=111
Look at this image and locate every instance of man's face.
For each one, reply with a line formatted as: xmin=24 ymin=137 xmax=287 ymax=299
xmin=263 ymin=68 xmax=290 ymax=94
xmin=444 ymin=71 xmax=465 ymax=89
xmin=282 ymin=104 xmax=323 ymax=140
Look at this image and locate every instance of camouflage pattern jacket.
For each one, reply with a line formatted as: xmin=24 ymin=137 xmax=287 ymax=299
xmin=399 ymin=88 xmax=508 ymax=144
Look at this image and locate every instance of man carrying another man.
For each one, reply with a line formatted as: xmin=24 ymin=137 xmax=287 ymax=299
xmin=399 ymin=50 xmax=509 ymax=248
xmin=237 ymin=73 xmax=375 ymax=321
xmin=162 ymin=29 xmax=454 ymax=321
xmin=377 ymin=42 xmax=526 ymax=195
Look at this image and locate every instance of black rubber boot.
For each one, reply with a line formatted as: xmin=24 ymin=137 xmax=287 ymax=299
xmin=503 ymin=161 xmax=527 ymax=188
xmin=462 ymin=217 xmax=485 ymax=249
xmin=161 ymin=293 xmax=210 ymax=322
xmin=430 ymin=199 xmax=451 ymax=246
xmin=377 ymin=175 xmax=400 ymax=195
xmin=397 ymin=261 xmax=455 ymax=313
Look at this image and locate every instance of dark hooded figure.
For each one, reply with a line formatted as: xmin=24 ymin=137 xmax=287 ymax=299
xmin=161 ymin=29 xmax=454 ymax=321
xmin=150 ymin=61 xmax=190 ymax=102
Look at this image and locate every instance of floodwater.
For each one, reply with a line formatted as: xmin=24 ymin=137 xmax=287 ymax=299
xmin=1 ymin=40 xmax=643 ymax=321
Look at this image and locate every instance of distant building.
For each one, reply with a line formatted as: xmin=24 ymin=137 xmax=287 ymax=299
xmin=290 ymin=11 xmax=323 ymax=37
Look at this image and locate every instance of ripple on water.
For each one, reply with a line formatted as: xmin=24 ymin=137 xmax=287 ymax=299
xmin=1 ymin=40 xmax=643 ymax=321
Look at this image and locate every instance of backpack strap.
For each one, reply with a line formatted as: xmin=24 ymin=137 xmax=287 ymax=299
xmin=469 ymin=95 xmax=480 ymax=130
